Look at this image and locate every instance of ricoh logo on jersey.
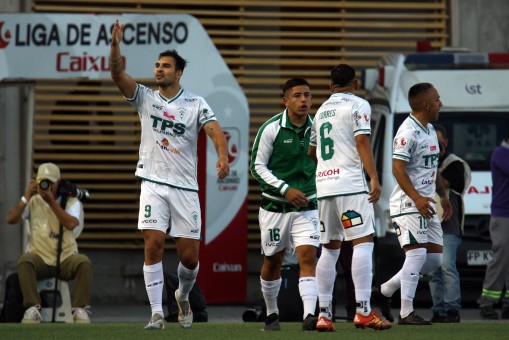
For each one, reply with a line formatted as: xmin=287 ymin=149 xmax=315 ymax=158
xmin=150 ymin=115 xmax=185 ymax=136
xmin=316 ymin=168 xmax=340 ymax=177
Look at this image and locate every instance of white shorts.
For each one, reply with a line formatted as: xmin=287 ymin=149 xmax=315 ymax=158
xmin=391 ymin=213 xmax=443 ymax=248
xmin=318 ymin=194 xmax=375 ymax=243
xmin=259 ymin=208 xmax=320 ymax=256
xmin=138 ymin=181 xmax=201 ymax=240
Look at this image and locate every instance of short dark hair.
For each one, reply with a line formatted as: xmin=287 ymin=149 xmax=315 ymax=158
xmin=408 ymin=82 xmax=434 ymax=110
xmin=433 ymin=123 xmax=447 ymax=139
xmin=158 ymin=50 xmax=188 ymax=71
xmin=330 ymin=64 xmax=356 ymax=87
xmin=282 ymin=77 xmax=310 ymax=96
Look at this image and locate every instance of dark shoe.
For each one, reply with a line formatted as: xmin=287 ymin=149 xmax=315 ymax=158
xmin=430 ymin=312 xmax=447 ymax=323
xmin=371 ymin=286 xmax=394 ymax=322
xmin=480 ymin=305 xmax=499 ymax=320
xmin=398 ymin=312 xmax=432 ymax=325
xmin=446 ymin=310 xmax=460 ymax=323
xmin=302 ymin=314 xmax=317 ymax=331
xmin=264 ymin=313 xmax=280 ymax=331
xmin=501 ymin=306 xmax=509 ymax=320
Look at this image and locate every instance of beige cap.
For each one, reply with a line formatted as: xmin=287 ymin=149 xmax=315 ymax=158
xmin=36 ymin=163 xmax=60 ymax=183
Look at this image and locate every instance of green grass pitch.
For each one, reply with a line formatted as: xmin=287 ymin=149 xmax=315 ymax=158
xmin=1 ymin=321 xmax=508 ymax=339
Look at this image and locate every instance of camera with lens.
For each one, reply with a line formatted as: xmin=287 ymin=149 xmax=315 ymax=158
xmin=38 ymin=179 xmax=52 ymax=191
xmin=58 ymin=180 xmax=90 ymax=201
xmin=39 ymin=178 xmax=90 ymax=201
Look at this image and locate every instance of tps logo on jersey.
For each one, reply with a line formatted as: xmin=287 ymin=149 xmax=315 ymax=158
xmin=150 ymin=115 xmax=185 ymax=136
xmin=0 ymin=22 xmax=11 ymax=48
xmin=341 ymin=210 xmax=363 ymax=229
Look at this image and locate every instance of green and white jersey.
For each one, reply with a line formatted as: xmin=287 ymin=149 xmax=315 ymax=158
xmin=310 ymin=92 xmax=371 ymax=199
xmin=390 ymin=114 xmax=440 ymax=217
xmin=126 ymin=84 xmax=217 ymax=191
xmin=251 ymin=109 xmax=316 ymax=202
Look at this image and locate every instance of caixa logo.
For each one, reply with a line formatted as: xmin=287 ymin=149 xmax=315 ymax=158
xmin=56 ymin=52 xmax=125 ymax=72
xmin=212 ymin=262 xmax=242 ymax=272
xmin=0 ymin=22 xmax=11 ymax=48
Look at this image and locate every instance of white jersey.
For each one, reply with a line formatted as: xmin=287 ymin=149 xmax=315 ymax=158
xmin=390 ymin=114 xmax=440 ymax=216
xmin=127 ymin=84 xmax=217 ymax=191
xmin=310 ymin=92 xmax=371 ymax=198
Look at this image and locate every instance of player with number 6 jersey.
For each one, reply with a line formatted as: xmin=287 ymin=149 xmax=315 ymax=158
xmin=308 ymin=64 xmax=389 ymax=332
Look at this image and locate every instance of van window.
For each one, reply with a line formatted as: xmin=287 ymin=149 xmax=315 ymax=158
xmin=393 ymin=112 xmax=509 ymax=171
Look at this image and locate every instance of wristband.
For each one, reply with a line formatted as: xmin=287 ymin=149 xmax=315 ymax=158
xmin=20 ymin=196 xmax=28 ymax=204
xmin=412 ymin=195 xmax=423 ymax=203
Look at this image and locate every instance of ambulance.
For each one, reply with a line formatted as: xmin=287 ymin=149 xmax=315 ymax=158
xmin=362 ymin=50 xmax=509 ymax=304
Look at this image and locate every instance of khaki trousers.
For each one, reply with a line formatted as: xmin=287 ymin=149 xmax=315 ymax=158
xmin=17 ymin=252 xmax=93 ymax=308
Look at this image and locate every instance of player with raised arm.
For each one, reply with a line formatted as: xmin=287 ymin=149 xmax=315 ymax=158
xmin=110 ymin=20 xmax=229 ymax=330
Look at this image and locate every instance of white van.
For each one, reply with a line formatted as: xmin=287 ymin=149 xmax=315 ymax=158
xmin=362 ymin=51 xmax=509 ymax=304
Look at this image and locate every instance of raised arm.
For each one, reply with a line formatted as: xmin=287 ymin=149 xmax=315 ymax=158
xmin=110 ymin=19 xmax=137 ymax=98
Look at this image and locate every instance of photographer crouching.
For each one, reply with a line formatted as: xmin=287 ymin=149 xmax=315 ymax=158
xmin=6 ymin=163 xmax=93 ymax=323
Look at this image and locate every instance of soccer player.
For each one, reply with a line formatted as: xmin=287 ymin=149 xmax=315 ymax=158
xmin=109 ymin=20 xmax=230 ymax=330
xmin=371 ymin=83 xmax=452 ymax=325
xmin=251 ymin=78 xmax=320 ymax=331
xmin=308 ymin=64 xmax=390 ymax=331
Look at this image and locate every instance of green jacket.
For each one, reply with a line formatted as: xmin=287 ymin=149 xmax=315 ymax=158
xmin=251 ymin=109 xmax=316 ymax=203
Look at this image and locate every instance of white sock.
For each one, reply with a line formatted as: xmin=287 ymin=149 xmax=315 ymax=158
xmin=420 ymin=253 xmax=443 ymax=275
xmin=401 ymin=299 xmax=414 ymax=318
xmin=381 ymin=270 xmax=401 ymax=297
xmin=352 ymin=242 xmax=374 ymax=316
xmin=298 ymin=276 xmax=318 ymax=319
xmin=177 ymin=262 xmax=199 ymax=299
xmin=261 ymin=277 xmax=281 ymax=316
xmin=400 ymin=248 xmax=426 ymax=318
xmin=143 ymin=262 xmax=164 ymax=315
xmin=316 ymin=247 xmax=340 ymax=317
